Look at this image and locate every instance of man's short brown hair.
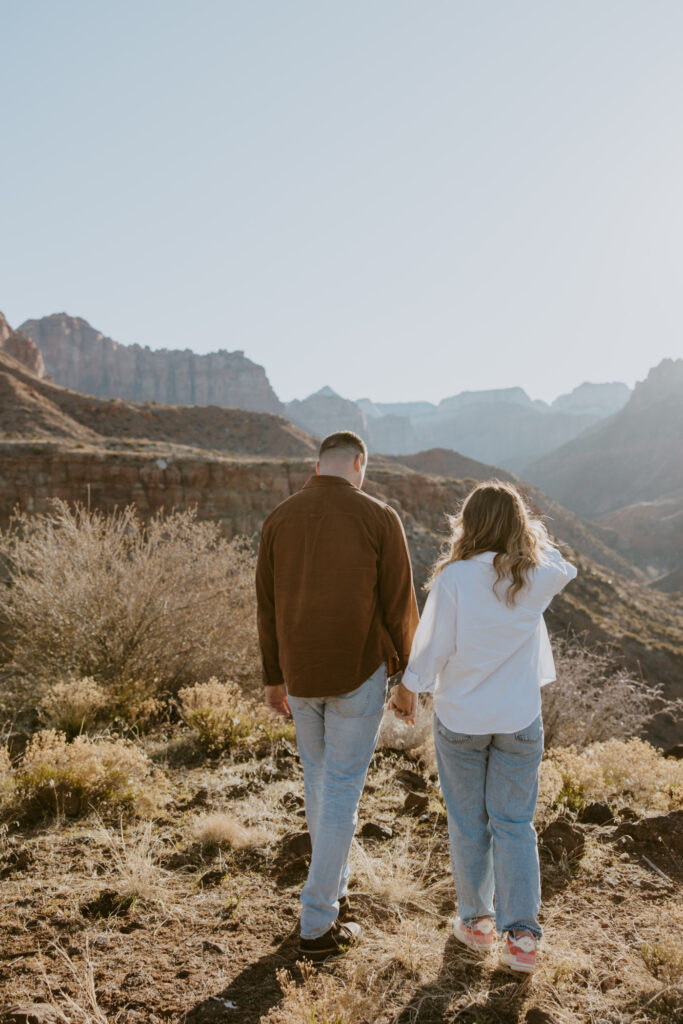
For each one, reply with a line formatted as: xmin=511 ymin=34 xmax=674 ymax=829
xmin=319 ymin=430 xmax=368 ymax=462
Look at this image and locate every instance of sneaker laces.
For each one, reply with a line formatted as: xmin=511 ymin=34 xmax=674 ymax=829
xmin=474 ymin=918 xmax=495 ymax=934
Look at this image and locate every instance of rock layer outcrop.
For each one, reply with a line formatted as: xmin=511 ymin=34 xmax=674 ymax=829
xmin=19 ymin=313 xmax=284 ymax=414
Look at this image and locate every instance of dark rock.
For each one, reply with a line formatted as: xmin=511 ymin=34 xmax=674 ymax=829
xmin=0 ymin=847 xmax=34 ymax=878
xmin=578 ymin=802 xmax=614 ymax=826
xmin=202 ymin=940 xmax=225 ymax=954
xmin=395 ymin=768 xmax=428 ymax=792
xmin=280 ymin=792 xmax=305 ymax=810
xmin=615 ymin=809 xmax=683 ymax=851
xmin=280 ymin=831 xmax=312 ymax=860
xmin=525 ymin=1010 xmax=555 ymax=1024
xmin=402 ymin=792 xmax=429 ymax=815
xmin=359 ymin=822 xmax=393 ymax=842
xmin=199 ymin=869 xmax=226 ymax=889
xmin=664 ymin=744 xmax=683 ymax=759
xmin=617 ymin=806 xmax=639 ymax=822
xmin=80 ymin=889 xmax=134 ymax=918
xmin=539 ymin=818 xmax=586 ymax=861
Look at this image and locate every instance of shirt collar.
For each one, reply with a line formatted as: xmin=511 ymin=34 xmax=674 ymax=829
xmin=303 ymin=474 xmax=356 ymax=489
xmin=470 ymin=551 xmax=497 ymax=563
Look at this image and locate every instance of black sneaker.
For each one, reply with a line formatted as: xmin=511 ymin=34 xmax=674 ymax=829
xmin=298 ymin=920 xmax=362 ymax=961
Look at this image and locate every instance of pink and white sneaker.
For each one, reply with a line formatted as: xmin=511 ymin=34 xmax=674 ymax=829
xmin=500 ymin=930 xmax=538 ymax=973
xmin=452 ymin=915 xmax=496 ymax=951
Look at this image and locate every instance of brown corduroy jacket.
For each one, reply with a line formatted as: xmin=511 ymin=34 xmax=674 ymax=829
xmin=255 ymin=474 xmax=419 ymax=698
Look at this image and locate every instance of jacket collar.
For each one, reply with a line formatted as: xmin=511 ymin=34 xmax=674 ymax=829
xmin=303 ymin=474 xmax=356 ymax=489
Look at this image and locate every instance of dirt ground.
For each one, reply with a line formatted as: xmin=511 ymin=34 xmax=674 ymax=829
xmin=1 ymin=733 xmax=681 ymax=1024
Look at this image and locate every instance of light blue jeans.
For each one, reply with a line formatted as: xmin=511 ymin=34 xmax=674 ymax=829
xmin=433 ymin=712 xmax=544 ymax=938
xmin=287 ymin=663 xmax=388 ymax=938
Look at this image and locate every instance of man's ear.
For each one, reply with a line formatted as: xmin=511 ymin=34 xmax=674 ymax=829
xmin=316 ymin=461 xmax=321 ymax=475
xmin=354 ymin=453 xmax=363 ymax=473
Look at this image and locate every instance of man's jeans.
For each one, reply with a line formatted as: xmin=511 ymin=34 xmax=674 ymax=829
xmin=433 ymin=712 xmax=544 ymax=938
xmin=287 ymin=663 xmax=387 ymax=938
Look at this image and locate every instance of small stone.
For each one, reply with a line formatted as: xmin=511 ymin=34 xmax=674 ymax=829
xmin=403 ymin=792 xmax=429 ymax=815
xmin=199 ymin=869 xmax=226 ymax=888
xmin=664 ymin=744 xmax=683 ymax=760
xmin=280 ymin=831 xmax=312 ymax=860
xmin=359 ymin=822 xmax=393 ymax=841
xmin=202 ymin=940 xmax=224 ymax=954
xmin=617 ymin=807 xmax=638 ymax=822
xmin=395 ymin=768 xmax=428 ymax=792
xmin=619 ymin=852 xmax=630 ymax=862
xmin=539 ymin=819 xmax=585 ymax=861
xmin=525 ymin=1009 xmax=555 ymax=1024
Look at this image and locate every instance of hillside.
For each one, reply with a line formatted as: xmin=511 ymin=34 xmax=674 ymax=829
xmin=526 ymin=359 xmax=683 ymax=578
xmin=0 ymin=349 xmax=315 ymax=459
xmin=18 ymin=313 xmax=284 ymax=414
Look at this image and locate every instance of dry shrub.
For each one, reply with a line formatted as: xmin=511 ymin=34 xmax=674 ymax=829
xmin=192 ymin=812 xmax=266 ymax=849
xmin=548 ymin=738 xmax=683 ymax=813
xmin=536 ymin=758 xmax=564 ymax=822
xmin=0 ymin=502 xmax=260 ymax=723
xmin=179 ymin=677 xmax=295 ymax=752
xmin=13 ymin=729 xmax=164 ymax=818
xmin=0 ymin=745 xmax=14 ymax=808
xmin=179 ymin=678 xmax=255 ymax=752
xmin=39 ymin=677 xmax=109 ymax=737
xmin=543 ymin=639 xmax=667 ymax=748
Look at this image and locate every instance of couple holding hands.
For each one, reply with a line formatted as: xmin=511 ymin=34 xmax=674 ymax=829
xmin=256 ymin=430 xmax=576 ymax=973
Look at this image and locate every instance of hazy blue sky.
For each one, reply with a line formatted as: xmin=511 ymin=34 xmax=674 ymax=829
xmin=1 ymin=1 xmax=682 ymax=404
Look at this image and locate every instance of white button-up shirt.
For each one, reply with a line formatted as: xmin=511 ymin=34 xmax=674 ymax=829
xmin=401 ymin=547 xmax=578 ymax=734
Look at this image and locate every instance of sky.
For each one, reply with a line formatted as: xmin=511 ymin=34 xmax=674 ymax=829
xmin=1 ymin=0 xmax=682 ymax=405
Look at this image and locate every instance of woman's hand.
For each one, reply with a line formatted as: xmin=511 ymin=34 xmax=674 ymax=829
xmin=388 ymin=681 xmax=417 ymax=725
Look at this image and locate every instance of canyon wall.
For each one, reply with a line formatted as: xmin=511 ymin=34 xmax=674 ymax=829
xmin=19 ymin=314 xmax=284 ymax=414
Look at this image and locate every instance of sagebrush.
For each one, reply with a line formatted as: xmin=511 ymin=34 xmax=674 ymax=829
xmin=0 ymin=502 xmax=260 ymax=724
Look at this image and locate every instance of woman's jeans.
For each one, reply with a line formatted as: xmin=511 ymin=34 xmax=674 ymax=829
xmin=433 ymin=712 xmax=544 ymax=938
xmin=287 ymin=663 xmax=387 ymax=938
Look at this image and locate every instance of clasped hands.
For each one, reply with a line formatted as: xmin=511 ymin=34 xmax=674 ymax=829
xmin=387 ymin=673 xmax=417 ymax=725
xmin=265 ymin=674 xmax=417 ymax=725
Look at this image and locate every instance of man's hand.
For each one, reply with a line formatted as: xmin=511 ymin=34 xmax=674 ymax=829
xmin=265 ymin=684 xmax=292 ymax=718
xmin=388 ymin=681 xmax=417 ymax=725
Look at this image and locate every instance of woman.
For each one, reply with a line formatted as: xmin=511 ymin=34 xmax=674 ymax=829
xmin=390 ymin=480 xmax=577 ymax=973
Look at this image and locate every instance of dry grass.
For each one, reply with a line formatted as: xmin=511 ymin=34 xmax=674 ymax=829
xmin=0 ymin=502 xmax=260 ymax=725
xmin=1 ymin=736 xmax=681 ymax=1023
xmin=192 ymin=812 xmax=267 ymax=850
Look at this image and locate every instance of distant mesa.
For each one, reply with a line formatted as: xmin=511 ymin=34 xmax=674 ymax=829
xmin=18 ymin=313 xmax=284 ymax=415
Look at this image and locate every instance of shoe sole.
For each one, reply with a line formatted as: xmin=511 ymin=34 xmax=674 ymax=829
xmin=297 ymin=942 xmax=356 ymax=962
xmin=500 ymin=954 xmax=536 ymax=974
xmin=453 ymin=931 xmax=493 ymax=952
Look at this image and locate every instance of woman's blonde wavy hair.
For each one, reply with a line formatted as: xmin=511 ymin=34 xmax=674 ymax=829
xmin=428 ymin=480 xmax=552 ymax=606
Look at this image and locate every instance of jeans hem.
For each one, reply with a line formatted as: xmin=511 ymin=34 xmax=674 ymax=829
xmin=503 ymin=920 xmax=542 ymax=938
xmin=300 ymin=919 xmax=336 ymax=940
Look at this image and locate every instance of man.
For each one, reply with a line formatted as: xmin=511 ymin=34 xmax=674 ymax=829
xmin=256 ymin=430 xmax=419 ymax=959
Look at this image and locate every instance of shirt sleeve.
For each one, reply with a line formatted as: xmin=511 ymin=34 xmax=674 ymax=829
xmin=401 ymin=573 xmax=458 ymax=694
xmin=521 ymin=546 xmax=578 ymax=612
xmin=255 ymin=523 xmax=285 ymax=687
xmin=377 ymin=507 xmax=420 ymax=673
